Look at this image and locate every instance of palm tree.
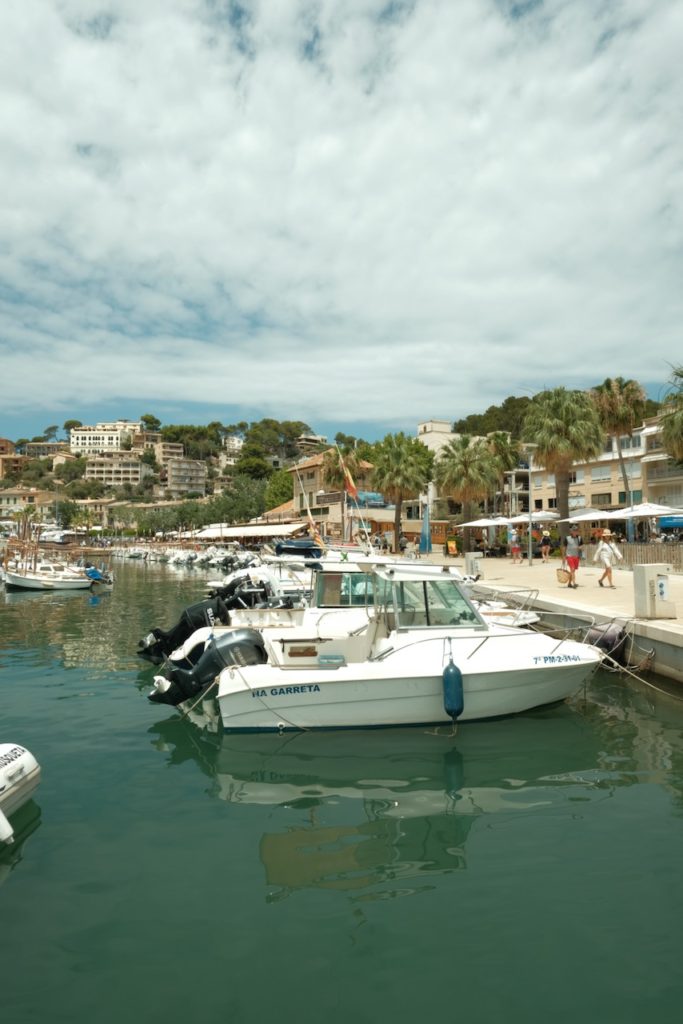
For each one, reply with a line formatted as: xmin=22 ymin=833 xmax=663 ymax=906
xmin=591 ymin=377 xmax=646 ymax=507
xmin=434 ymin=436 xmax=499 ymax=548
xmin=522 ymin=388 xmax=603 ymax=536
xmin=661 ymin=366 xmax=683 ymax=462
xmin=487 ymin=432 xmax=522 ymax=515
xmin=371 ymin=433 xmax=433 ymax=552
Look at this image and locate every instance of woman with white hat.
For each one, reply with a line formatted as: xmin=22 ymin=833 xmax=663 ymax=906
xmin=540 ymin=530 xmax=552 ymax=563
xmin=593 ymin=528 xmax=623 ymax=588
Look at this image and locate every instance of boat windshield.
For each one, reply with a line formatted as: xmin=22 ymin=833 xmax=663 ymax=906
xmin=314 ymin=571 xmax=377 ymax=608
xmin=389 ymin=578 xmax=485 ymax=628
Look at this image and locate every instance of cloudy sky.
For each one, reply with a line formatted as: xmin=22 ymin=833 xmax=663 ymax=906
xmin=1 ymin=0 xmax=681 ymax=443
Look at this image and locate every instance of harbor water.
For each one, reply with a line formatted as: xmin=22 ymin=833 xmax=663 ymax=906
xmin=2 ymin=560 xmax=683 ymax=1023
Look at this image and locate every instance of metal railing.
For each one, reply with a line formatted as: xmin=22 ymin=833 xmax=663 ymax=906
xmin=584 ymin=542 xmax=683 ymax=572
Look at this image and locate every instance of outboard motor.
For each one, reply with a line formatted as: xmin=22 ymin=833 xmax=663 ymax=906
xmin=137 ymin=596 xmax=231 ymax=664
xmin=586 ymin=622 xmax=628 ymax=666
xmin=148 ymin=628 xmax=268 ymax=706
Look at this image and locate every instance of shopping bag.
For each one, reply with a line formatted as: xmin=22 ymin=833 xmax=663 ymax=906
xmin=556 ymin=567 xmax=570 ymax=585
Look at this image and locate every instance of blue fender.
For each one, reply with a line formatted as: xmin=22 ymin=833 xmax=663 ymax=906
xmin=442 ymin=659 xmax=464 ymax=720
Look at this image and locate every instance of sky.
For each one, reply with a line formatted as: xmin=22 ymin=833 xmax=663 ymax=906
xmin=1 ymin=0 xmax=681 ymax=445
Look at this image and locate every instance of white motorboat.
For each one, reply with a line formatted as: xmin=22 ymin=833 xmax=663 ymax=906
xmin=0 ymin=744 xmax=41 ymax=844
xmin=149 ymin=562 xmax=602 ymax=731
xmin=158 ymin=559 xmax=537 ymax=673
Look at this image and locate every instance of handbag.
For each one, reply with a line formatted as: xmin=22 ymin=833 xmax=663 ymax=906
xmin=556 ymin=567 xmax=570 ymax=584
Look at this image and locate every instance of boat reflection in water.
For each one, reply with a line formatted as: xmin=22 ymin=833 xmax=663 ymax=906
xmin=149 ymin=702 xmax=607 ymax=901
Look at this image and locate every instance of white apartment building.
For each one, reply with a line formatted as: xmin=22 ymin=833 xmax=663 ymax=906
xmin=222 ymin=435 xmax=244 ymax=458
xmin=70 ymin=420 xmax=143 ymax=456
xmin=153 ymin=442 xmax=184 ymax=465
xmin=84 ymin=453 xmax=152 ymax=488
xmin=163 ymin=458 xmax=207 ymax=497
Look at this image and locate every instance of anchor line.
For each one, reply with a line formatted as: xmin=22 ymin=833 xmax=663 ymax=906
xmin=227 ymin=663 xmax=311 ymax=732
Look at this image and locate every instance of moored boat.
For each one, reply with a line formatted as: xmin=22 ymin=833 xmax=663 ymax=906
xmin=0 ymin=744 xmax=41 ymax=844
xmin=148 ymin=561 xmax=602 ymax=731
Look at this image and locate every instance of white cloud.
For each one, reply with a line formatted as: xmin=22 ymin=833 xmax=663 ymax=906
xmin=1 ymin=0 xmax=681 ymax=435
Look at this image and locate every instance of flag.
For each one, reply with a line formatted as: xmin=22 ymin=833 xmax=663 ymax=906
xmin=338 ymin=453 xmax=358 ymax=501
xmin=306 ymin=508 xmax=326 ymax=551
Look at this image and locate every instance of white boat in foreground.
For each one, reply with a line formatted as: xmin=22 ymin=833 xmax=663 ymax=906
xmin=0 ymin=744 xmax=41 ymax=844
xmin=149 ymin=562 xmax=602 ymax=732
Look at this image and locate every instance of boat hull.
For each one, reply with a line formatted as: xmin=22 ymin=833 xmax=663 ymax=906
xmin=4 ymin=570 xmax=94 ymax=591
xmin=215 ymin=636 xmax=600 ymax=732
xmin=0 ymin=744 xmax=41 ymax=844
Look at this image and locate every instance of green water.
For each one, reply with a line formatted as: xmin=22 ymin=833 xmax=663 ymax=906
xmin=2 ymin=560 xmax=683 ymax=1024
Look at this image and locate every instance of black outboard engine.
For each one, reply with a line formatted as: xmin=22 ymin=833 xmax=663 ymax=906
xmin=137 ymin=596 xmax=230 ymax=664
xmin=586 ymin=622 xmax=628 ymax=666
xmin=148 ymin=628 xmax=268 ymax=706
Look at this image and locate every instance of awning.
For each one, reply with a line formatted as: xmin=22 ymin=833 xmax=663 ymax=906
xmin=660 ymin=516 xmax=683 ymax=528
xmin=194 ymin=522 xmax=306 ymax=540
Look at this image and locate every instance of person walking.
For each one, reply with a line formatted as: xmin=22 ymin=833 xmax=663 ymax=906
xmin=561 ymin=525 xmax=583 ymax=588
xmin=593 ymin=528 xmax=623 ymax=588
xmin=540 ymin=530 xmax=552 ymax=563
xmin=509 ymin=527 xmax=522 ymax=564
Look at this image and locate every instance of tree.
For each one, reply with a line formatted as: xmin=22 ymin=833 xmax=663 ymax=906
xmin=43 ymin=425 xmax=59 ymax=442
xmin=140 ymin=413 xmax=162 ymax=432
xmin=235 ymin=447 xmax=272 ymax=479
xmin=56 ymin=499 xmax=78 ymax=529
xmin=521 ymin=388 xmax=603 ymax=534
xmin=660 ymin=366 xmax=683 ymax=462
xmin=54 ymin=457 xmax=87 ymax=483
xmin=264 ymin=469 xmax=293 ymax=510
xmin=434 ymin=436 xmax=499 ymax=547
xmin=453 ymin=395 xmax=532 ymax=438
xmin=591 ymin=377 xmax=647 ymax=508
xmin=370 ymin=433 xmax=433 ymax=552
xmin=63 ymin=419 xmax=82 ymax=437
xmin=487 ymin=432 xmax=522 ymax=515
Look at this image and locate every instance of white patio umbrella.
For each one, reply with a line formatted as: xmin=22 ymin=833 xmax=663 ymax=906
xmin=459 ymin=517 xmax=512 ymax=528
xmin=557 ymin=509 xmax=614 ymax=523
xmin=604 ymin=502 xmax=683 ymax=520
xmin=508 ymin=511 xmax=560 ymax=525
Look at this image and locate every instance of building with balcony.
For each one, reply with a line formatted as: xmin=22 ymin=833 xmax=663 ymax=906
xmin=295 ymin=433 xmax=328 ymax=455
xmin=640 ymin=417 xmax=683 ymax=509
xmin=162 ymin=458 xmax=208 ymax=497
xmin=70 ymin=420 xmax=143 ymax=456
xmin=0 ymin=487 xmax=54 ymax=517
xmin=24 ymin=441 xmax=70 ymax=458
xmin=0 ymin=454 xmax=29 ymax=480
xmin=131 ymin=430 xmax=162 ymax=451
xmin=84 ymin=452 xmax=152 ymax=488
xmin=519 ymin=416 xmax=679 ymax=513
xmin=153 ymin=442 xmax=185 ymax=465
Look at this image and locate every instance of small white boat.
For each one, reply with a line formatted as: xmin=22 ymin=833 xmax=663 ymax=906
xmin=0 ymin=744 xmax=41 ymax=844
xmin=149 ymin=562 xmax=602 ymax=731
xmin=4 ymin=560 xmax=113 ymax=591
